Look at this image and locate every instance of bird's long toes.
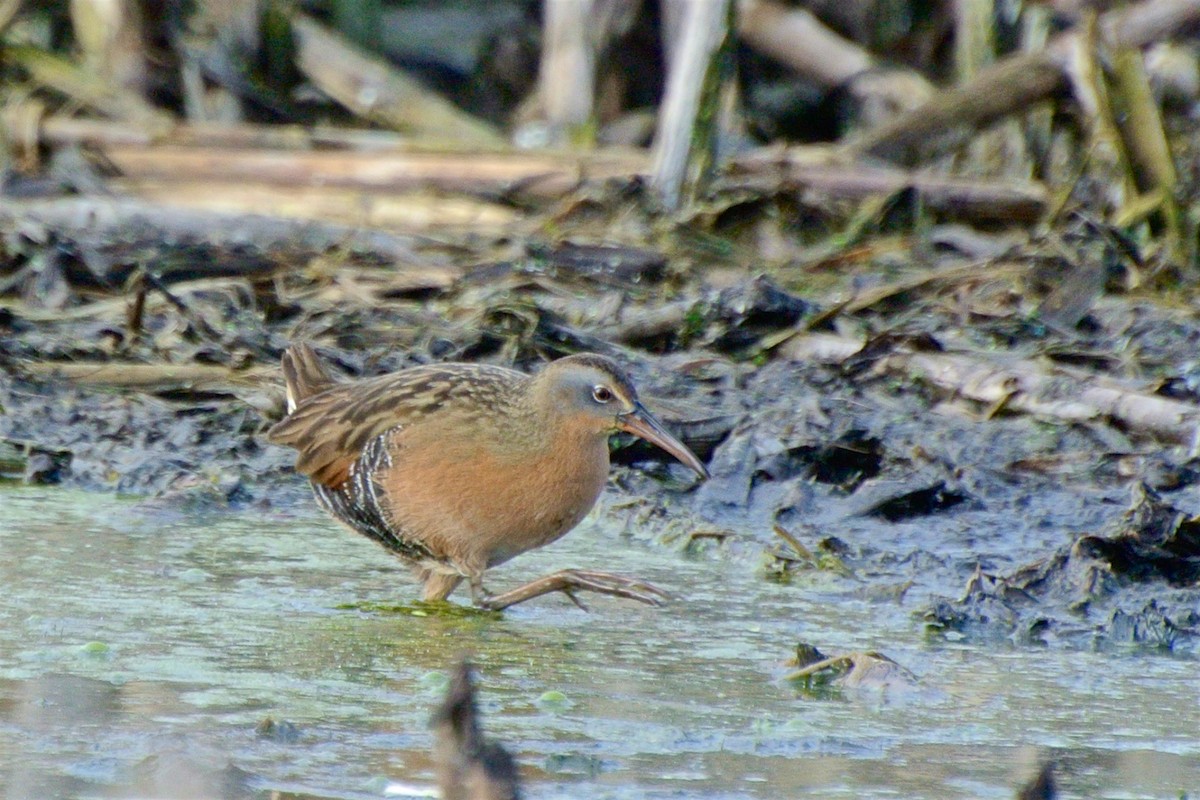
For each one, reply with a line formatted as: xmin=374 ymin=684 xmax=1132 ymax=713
xmin=561 ymin=587 xmax=591 ymax=612
xmin=568 ymin=570 xmax=673 ymax=601
xmin=563 ymin=571 xmax=670 ymax=606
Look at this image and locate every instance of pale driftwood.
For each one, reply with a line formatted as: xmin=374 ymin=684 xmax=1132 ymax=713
xmin=112 ymin=179 xmax=520 ymax=234
xmin=650 ymin=0 xmax=732 ymax=210
xmin=0 ymin=197 xmax=426 ymax=262
xmin=881 ymin=350 xmax=1200 ymax=450
xmin=100 ymin=144 xmax=646 ymax=199
xmin=289 ymin=13 xmax=503 ymax=147
xmin=738 ymin=0 xmax=873 ymax=87
xmin=847 ymin=0 xmax=1200 ymax=163
xmin=785 ymin=332 xmax=1200 ymax=446
xmin=728 ymin=153 xmax=1049 ymax=222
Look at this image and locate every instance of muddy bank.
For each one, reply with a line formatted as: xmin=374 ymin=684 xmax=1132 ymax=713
xmin=4 ymin=232 xmax=1200 ymax=654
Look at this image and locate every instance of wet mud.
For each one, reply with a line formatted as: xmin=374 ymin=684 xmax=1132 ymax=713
xmin=4 ymin=226 xmax=1200 ymax=655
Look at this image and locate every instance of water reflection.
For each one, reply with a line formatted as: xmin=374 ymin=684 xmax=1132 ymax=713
xmin=1 ymin=487 xmax=1197 ymax=799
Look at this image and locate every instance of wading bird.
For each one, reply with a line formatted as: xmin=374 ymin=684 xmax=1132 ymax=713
xmin=268 ymin=343 xmax=707 ymax=610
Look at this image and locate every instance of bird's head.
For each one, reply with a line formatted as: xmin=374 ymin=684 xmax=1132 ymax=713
xmin=535 ymin=353 xmax=709 ymax=479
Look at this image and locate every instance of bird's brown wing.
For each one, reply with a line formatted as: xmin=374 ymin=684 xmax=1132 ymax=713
xmin=267 ymin=362 xmax=523 ymax=489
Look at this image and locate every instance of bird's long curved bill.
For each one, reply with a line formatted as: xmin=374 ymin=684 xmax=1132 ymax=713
xmin=618 ymin=403 xmax=709 ymax=479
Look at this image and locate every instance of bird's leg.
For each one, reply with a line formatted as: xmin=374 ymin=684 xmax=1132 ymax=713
xmin=468 ymin=575 xmax=495 ymax=609
xmin=471 ymin=569 xmax=671 ymax=612
xmin=419 ymin=568 xmax=464 ymax=602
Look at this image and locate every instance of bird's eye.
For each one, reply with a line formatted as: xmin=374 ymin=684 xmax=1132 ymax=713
xmin=591 ymin=385 xmax=614 ymax=404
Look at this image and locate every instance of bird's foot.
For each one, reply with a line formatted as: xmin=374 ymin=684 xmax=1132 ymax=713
xmin=472 ymin=569 xmax=671 ymax=612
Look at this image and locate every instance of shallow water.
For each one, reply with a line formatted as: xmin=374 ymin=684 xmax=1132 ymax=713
xmin=1 ymin=486 xmax=1197 ymax=799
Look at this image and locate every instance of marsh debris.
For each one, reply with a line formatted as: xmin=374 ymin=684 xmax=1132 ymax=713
xmin=786 ymin=642 xmax=919 ymax=696
xmin=1 ymin=0 xmax=1200 ymax=662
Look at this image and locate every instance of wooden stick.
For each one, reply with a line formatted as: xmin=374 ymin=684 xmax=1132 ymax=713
xmin=846 ymin=0 xmax=1200 ymax=164
xmin=112 ymin=179 xmax=520 ymax=234
xmin=844 ymin=52 xmax=1067 ymax=163
xmin=289 ymin=13 xmax=503 ymax=147
xmin=536 ymin=0 xmax=599 ymax=142
xmin=100 ymin=144 xmax=647 ymax=198
xmin=4 ymin=113 xmax=440 ymax=151
xmin=70 ymin=0 xmax=147 ymax=95
xmin=738 ymin=0 xmax=873 ymax=87
xmin=784 ymin=331 xmax=1200 ymax=448
xmin=728 ymin=153 xmax=1049 ymax=223
xmin=650 ymin=0 xmax=733 ymax=210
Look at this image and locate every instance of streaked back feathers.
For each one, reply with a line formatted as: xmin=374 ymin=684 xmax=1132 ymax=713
xmin=268 ymin=346 xmax=641 ymax=489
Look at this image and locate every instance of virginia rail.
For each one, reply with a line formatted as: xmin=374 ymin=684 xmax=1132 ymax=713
xmin=268 ymin=343 xmax=708 ymax=610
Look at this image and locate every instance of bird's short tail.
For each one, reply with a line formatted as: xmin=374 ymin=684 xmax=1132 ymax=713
xmin=280 ymin=342 xmax=337 ymax=412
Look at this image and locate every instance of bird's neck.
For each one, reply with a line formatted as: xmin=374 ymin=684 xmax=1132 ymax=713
xmin=502 ymin=376 xmax=608 ymax=459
